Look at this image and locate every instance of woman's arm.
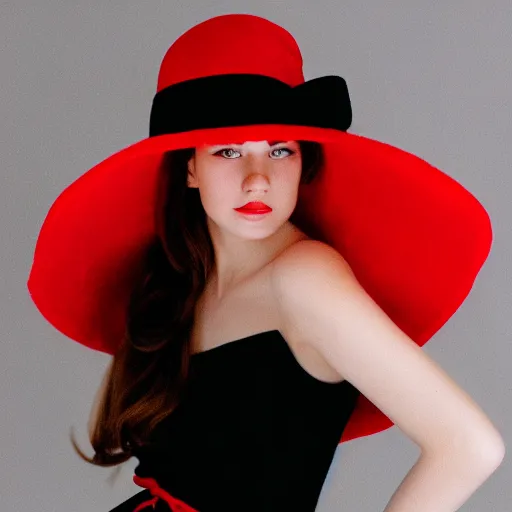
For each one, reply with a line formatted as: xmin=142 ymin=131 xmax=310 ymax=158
xmin=272 ymin=240 xmax=505 ymax=511
xmin=382 ymin=445 xmax=502 ymax=512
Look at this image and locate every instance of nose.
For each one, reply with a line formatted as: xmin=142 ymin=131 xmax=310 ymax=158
xmin=242 ymin=167 xmax=270 ymax=193
xmin=244 ymin=178 xmax=269 ymax=194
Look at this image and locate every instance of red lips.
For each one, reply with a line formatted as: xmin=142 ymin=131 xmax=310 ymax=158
xmin=234 ymin=201 xmax=272 ymax=213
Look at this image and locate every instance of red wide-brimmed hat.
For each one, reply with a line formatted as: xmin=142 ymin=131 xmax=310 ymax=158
xmin=27 ymin=13 xmax=493 ymax=444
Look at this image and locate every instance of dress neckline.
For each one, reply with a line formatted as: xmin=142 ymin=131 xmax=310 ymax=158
xmin=190 ymin=329 xmax=281 ymax=358
xmin=189 ymin=329 xmax=350 ymax=387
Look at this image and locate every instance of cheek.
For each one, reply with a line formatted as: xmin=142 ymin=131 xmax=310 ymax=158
xmin=197 ymin=170 xmax=236 ymax=209
xmin=276 ymin=162 xmax=302 ymax=190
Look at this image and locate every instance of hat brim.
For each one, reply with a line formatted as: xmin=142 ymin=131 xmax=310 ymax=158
xmin=27 ymin=123 xmax=493 ymax=442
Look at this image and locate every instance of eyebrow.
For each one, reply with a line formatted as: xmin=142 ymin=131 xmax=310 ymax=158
xmin=223 ymin=140 xmax=288 ymax=146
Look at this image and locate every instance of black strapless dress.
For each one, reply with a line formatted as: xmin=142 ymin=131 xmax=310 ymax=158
xmin=109 ymin=330 xmax=360 ymax=512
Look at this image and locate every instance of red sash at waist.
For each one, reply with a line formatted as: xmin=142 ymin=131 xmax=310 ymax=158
xmin=132 ymin=474 xmax=199 ymax=512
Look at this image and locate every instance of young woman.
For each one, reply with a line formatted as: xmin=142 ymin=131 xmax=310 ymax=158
xmin=27 ymin=13 xmax=504 ymax=512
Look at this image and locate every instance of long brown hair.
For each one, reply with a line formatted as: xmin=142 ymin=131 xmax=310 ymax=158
xmin=70 ymin=140 xmax=325 ymax=469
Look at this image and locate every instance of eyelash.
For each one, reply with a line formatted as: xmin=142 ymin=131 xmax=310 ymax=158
xmin=213 ymin=147 xmax=295 ymax=159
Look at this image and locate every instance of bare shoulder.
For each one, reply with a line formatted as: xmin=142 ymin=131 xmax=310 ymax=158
xmin=273 ymin=238 xmax=355 ymax=278
xmin=270 ymin=238 xmax=357 ymax=360
xmin=270 ymin=238 xmax=358 ymax=346
xmin=271 ymin=239 xmax=357 ymax=301
xmin=271 ymin=239 xmax=505 ymax=461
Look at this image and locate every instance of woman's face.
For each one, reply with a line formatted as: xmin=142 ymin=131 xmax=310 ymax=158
xmin=187 ymin=140 xmax=302 ymax=239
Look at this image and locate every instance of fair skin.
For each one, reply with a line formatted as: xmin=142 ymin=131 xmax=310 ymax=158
xmin=272 ymin=241 xmax=505 ymax=510
xmin=189 ymin=138 xmax=505 ymax=509
xmin=187 ymin=139 xmax=304 ymax=300
xmin=90 ymin=142 xmax=504 ymax=509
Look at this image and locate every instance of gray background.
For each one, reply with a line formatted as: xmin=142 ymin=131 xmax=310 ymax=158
xmin=2 ymin=1 xmax=510 ymax=510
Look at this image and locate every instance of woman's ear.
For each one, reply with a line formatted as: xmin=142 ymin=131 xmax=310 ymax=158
xmin=187 ymin=156 xmax=198 ymax=188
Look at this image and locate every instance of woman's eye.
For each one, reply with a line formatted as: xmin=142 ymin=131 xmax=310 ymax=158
xmin=216 ymin=148 xmax=239 ymax=159
xmin=271 ymin=148 xmax=295 ymax=158
xmin=214 ymin=148 xmax=295 ymax=159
